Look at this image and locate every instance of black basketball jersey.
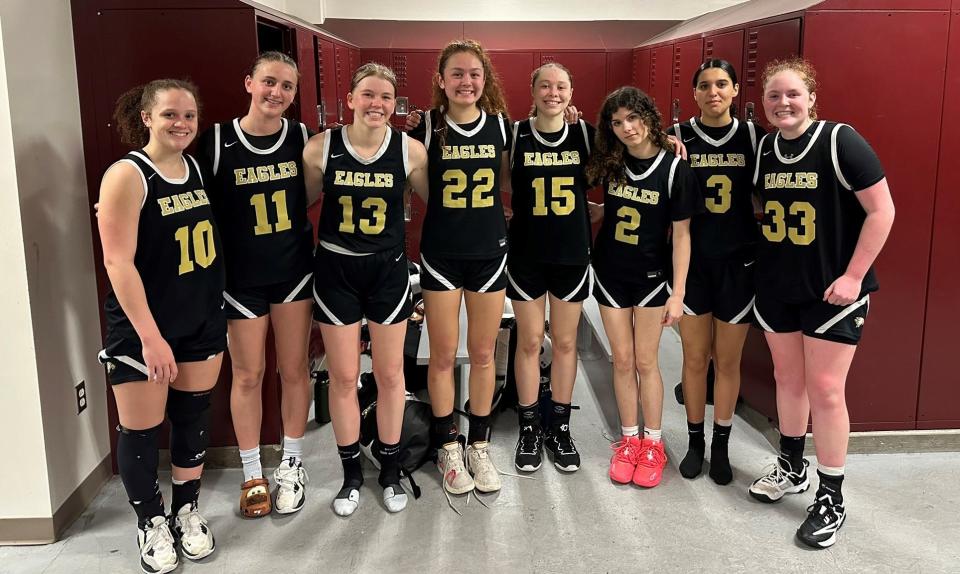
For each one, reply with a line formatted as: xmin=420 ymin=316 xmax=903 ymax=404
xmin=593 ymin=149 xmax=701 ymax=276
xmin=207 ymin=118 xmax=313 ymax=289
xmin=317 ymin=126 xmax=409 ymax=253
xmin=104 ymin=151 xmax=225 ymax=338
xmin=508 ymin=118 xmax=593 ymax=265
xmin=417 ymin=109 xmax=509 ymax=259
xmin=753 ymin=120 xmax=879 ymax=302
xmin=672 ymin=117 xmax=760 ymax=259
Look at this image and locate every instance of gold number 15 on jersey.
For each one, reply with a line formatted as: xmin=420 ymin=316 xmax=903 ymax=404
xmin=532 ymin=177 xmax=575 ymax=216
xmin=442 ymin=168 xmax=495 ymax=208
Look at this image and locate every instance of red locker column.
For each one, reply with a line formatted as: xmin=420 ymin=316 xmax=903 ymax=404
xmin=360 ymin=49 xmax=393 ymax=67
xmin=540 ymin=52 xmax=606 ymax=127
xmin=606 ymin=50 xmax=632 ymax=99
xmin=317 ymin=37 xmax=337 ymax=128
xmin=633 ymin=48 xmax=651 ymax=92
xmin=918 ymin=10 xmax=960 ymax=429
xmin=334 ymin=43 xmax=350 ymax=124
xmin=649 ymin=43 xmax=674 ymax=123
xmin=295 ymin=28 xmax=319 ymax=131
xmin=740 ymin=19 xmax=801 ymax=130
xmin=703 ymin=30 xmax=744 ymax=118
xmin=489 ymin=51 xmax=537 ymax=122
xmin=671 ymin=38 xmax=704 ymax=124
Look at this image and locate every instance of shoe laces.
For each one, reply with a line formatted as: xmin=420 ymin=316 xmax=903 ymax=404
xmin=440 ymin=444 xmax=467 ymax=472
xmin=176 ymin=505 xmax=207 ymax=539
xmin=806 ymin=493 xmax=842 ymax=524
xmin=756 ymin=458 xmax=798 ymax=487
xmin=552 ymin=426 xmax=578 ymax=454
xmin=142 ymin=517 xmax=175 ymax=556
xmin=518 ymin=426 xmax=542 ymax=455
xmin=637 ymin=441 xmax=666 ymax=468
xmin=611 ymin=439 xmax=639 ymax=464
xmin=275 ymin=461 xmax=309 ymax=491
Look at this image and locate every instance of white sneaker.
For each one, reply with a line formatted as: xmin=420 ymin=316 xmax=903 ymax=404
xmin=173 ymin=503 xmax=215 ymax=561
xmin=273 ymin=459 xmax=308 ymax=514
xmin=138 ymin=515 xmax=178 ymax=574
xmin=466 ymin=441 xmax=502 ymax=493
xmin=437 ymin=441 xmax=475 ymax=494
xmin=749 ymin=457 xmax=810 ymax=503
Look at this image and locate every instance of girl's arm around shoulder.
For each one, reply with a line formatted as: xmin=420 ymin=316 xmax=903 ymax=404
xmin=406 ymin=136 xmax=429 ymax=202
xmin=303 ymin=130 xmax=328 ymax=206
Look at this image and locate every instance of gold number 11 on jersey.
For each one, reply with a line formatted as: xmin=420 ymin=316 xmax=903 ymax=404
xmin=251 ymin=190 xmax=293 ymax=235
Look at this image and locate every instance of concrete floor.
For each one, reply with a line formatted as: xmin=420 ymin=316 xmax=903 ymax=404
xmin=5 ymin=329 xmax=959 ymax=574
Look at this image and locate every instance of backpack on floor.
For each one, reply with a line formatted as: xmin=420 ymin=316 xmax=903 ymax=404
xmin=359 ymin=393 xmax=433 ymax=498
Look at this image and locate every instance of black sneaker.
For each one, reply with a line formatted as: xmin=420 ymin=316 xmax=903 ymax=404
xmin=749 ymin=457 xmax=810 ymax=503
xmin=796 ymin=493 xmax=846 ymax=548
xmin=514 ymin=425 xmax=544 ymax=472
xmin=544 ymin=424 xmax=580 ymax=472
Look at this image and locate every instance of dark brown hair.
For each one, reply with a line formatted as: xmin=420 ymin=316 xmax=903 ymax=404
xmin=112 ymin=79 xmax=201 ymax=149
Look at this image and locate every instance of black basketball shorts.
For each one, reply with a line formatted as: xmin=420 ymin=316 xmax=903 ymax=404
xmin=753 ymin=292 xmax=871 ymax=345
xmin=682 ymin=254 xmax=755 ymax=324
xmin=223 ymin=272 xmax=313 ymax=320
xmin=313 ymin=245 xmax=413 ymax=326
xmin=505 ymin=257 xmax=592 ymax=303
xmin=419 ymin=252 xmax=507 ymax=293
xmin=592 ymin=265 xmax=670 ymax=309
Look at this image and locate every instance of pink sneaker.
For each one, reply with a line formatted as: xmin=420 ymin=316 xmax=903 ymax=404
xmin=633 ymin=439 xmax=668 ymax=487
xmin=609 ymin=435 xmax=642 ymax=484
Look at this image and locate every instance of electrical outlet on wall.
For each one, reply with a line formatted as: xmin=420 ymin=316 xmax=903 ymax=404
xmin=76 ymin=380 xmax=87 ymax=414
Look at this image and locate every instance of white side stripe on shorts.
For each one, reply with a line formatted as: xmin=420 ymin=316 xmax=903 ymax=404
xmin=664 ymin=283 xmax=695 ymax=314
xmin=560 ymin=266 xmax=591 ymax=302
xmin=753 ymin=303 xmax=775 ymax=332
xmin=419 ymin=255 xmax=456 ymax=290
xmin=592 ymin=272 xmax=621 ymax=309
xmin=312 ymin=284 xmax=344 ymax=326
xmin=640 ymin=281 xmax=668 ymax=308
xmin=505 ymin=266 xmax=534 ymax=301
xmin=478 ymin=254 xmax=508 ymax=293
xmin=814 ymin=294 xmax=869 ymax=334
xmin=728 ymin=296 xmax=755 ymax=324
xmin=382 ymin=278 xmax=412 ymax=325
xmin=223 ymin=291 xmax=257 ymax=319
xmin=99 ymin=349 xmax=149 ymax=376
xmin=283 ymin=272 xmax=313 ymax=303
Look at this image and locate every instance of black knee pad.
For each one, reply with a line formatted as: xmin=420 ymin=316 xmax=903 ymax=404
xmin=167 ymin=388 xmax=212 ymax=468
xmin=116 ymin=423 xmax=162 ymax=510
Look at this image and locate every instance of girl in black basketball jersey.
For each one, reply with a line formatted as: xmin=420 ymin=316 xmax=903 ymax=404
xmin=98 ymin=80 xmax=222 ymax=573
xmin=405 ymin=40 xmax=513 ymax=496
xmin=747 ymin=59 xmax=894 ymax=549
xmin=669 ymin=60 xmax=764 ymax=485
xmin=587 ymin=87 xmax=701 ymax=489
xmin=507 ymin=62 xmax=595 ymax=474
xmin=302 ymin=63 xmax=428 ymax=516
xmin=197 ymin=52 xmax=313 ymax=518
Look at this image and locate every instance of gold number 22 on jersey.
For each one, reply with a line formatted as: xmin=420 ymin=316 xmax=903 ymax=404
xmin=442 ymin=168 xmax=495 ymax=208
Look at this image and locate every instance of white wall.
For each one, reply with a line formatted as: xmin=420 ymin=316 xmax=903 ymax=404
xmin=0 ymin=0 xmax=110 ymax=518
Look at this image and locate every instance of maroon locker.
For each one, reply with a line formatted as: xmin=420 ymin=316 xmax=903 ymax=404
xmin=918 ymin=9 xmax=960 ymax=429
xmin=359 ymin=49 xmax=393 ymax=67
xmin=539 ymin=52 xmax=606 ymax=129
xmin=489 ymin=51 xmax=537 ymax=122
xmin=633 ymin=48 xmax=651 ymax=92
xmin=804 ymin=9 xmax=949 ymax=430
xmin=606 ymin=50 xmax=633 ymax=98
xmin=740 ymin=19 xmax=801 ymax=130
xmin=295 ymin=29 xmax=319 ymax=131
xmin=703 ymin=30 xmax=744 ymax=118
xmin=649 ymin=44 xmax=674 ymax=122
xmin=671 ymin=38 xmax=704 ymax=123
xmin=334 ymin=44 xmax=351 ymax=123
xmin=317 ymin=37 xmax=337 ymax=128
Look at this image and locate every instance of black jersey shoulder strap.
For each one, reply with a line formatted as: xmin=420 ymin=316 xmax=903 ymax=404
xmin=424 ymin=109 xmax=435 ymax=150
xmin=752 ymin=133 xmax=772 ymax=186
xmin=497 ymin=113 xmax=507 ymax=147
xmin=212 ymin=122 xmax=222 ymax=176
xmin=185 ymin=154 xmax=204 ymax=186
xmin=667 ymin=155 xmax=682 ymax=199
xmin=401 ymin=131 xmax=412 ymax=176
xmin=110 ymin=155 xmax=149 ymax=210
xmin=319 ymin=128 xmax=334 ymax=174
xmin=746 ymin=120 xmax=758 ymax=153
xmin=299 ymin=122 xmax=309 ymax=146
xmin=578 ymin=119 xmax=591 ymax=155
xmin=510 ymin=120 xmax=521 ymax=168
xmin=829 ymin=122 xmax=853 ymax=191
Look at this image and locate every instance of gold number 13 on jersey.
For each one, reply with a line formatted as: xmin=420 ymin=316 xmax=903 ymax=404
xmin=251 ymin=190 xmax=292 ymax=235
xmin=339 ymin=196 xmax=387 ymax=234
xmin=175 ymin=220 xmax=217 ymax=275
xmin=442 ymin=168 xmax=495 ymax=208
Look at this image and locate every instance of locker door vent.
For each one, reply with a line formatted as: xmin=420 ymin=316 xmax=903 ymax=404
xmin=673 ymin=45 xmax=681 ymax=89
xmin=393 ymin=54 xmax=408 ymax=88
xmin=651 ymin=50 xmax=657 ymax=87
xmin=705 ymin=39 xmax=714 ymax=57
xmin=746 ymin=31 xmax=759 ymax=87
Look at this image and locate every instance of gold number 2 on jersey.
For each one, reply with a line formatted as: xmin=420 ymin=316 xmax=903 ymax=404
xmin=762 ymin=200 xmax=816 ymax=245
xmin=532 ymin=177 xmax=575 ymax=216
xmin=250 ymin=190 xmax=293 ymax=235
xmin=705 ymin=174 xmax=732 ymax=214
xmin=339 ymin=196 xmax=387 ymax=234
xmin=174 ymin=220 xmax=217 ymax=275
xmin=614 ymin=206 xmax=641 ymax=245
xmin=442 ymin=168 xmax=495 ymax=208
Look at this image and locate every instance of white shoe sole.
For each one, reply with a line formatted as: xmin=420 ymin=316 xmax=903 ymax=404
xmin=749 ymin=477 xmax=810 ymax=503
xmin=141 ymin=559 xmax=178 ymax=574
xmin=515 ymin=460 xmax=541 ymax=472
xmin=797 ymin=512 xmax=845 ymax=548
xmin=181 ymin=539 xmax=215 ymax=562
xmin=274 ymin=496 xmax=305 ymax=515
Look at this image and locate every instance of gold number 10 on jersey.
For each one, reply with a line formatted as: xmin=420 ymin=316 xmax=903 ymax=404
xmin=532 ymin=177 xmax=575 ymax=216
xmin=442 ymin=168 xmax=495 ymax=208
xmin=251 ymin=190 xmax=293 ymax=235
xmin=175 ymin=220 xmax=217 ymax=275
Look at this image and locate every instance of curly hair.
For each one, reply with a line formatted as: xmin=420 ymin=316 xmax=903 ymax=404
xmin=430 ymin=39 xmax=510 ymax=148
xmin=586 ymin=86 xmax=671 ymax=187
xmin=762 ymin=57 xmax=818 ymax=121
xmin=528 ymin=62 xmax=573 ymax=118
xmin=113 ymin=79 xmax=201 ymax=149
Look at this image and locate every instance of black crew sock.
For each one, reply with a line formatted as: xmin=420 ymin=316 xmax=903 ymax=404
xmin=171 ymin=479 xmax=201 ymax=513
xmin=816 ymin=470 xmax=845 ymax=505
xmin=431 ymin=412 xmax=458 ymax=448
xmin=468 ymin=412 xmax=491 ymax=445
xmin=679 ymin=421 xmax=706 ymax=479
xmin=550 ymin=401 xmax=571 ymax=434
xmin=708 ymin=422 xmax=733 ymax=485
xmin=518 ymin=402 xmax=540 ymax=431
xmin=337 ymin=441 xmax=364 ymax=489
xmin=779 ymin=434 xmax=806 ymax=472
xmin=377 ymin=441 xmax=402 ymax=487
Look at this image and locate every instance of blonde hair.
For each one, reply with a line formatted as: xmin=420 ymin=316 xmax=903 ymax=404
xmin=350 ymin=62 xmax=398 ymax=93
xmin=762 ymin=57 xmax=818 ymax=120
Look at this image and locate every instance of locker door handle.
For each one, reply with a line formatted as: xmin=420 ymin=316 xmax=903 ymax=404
xmin=672 ymin=99 xmax=681 ymax=124
xmin=745 ymin=102 xmax=755 ymax=121
xmin=337 ymin=99 xmax=344 ymax=123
